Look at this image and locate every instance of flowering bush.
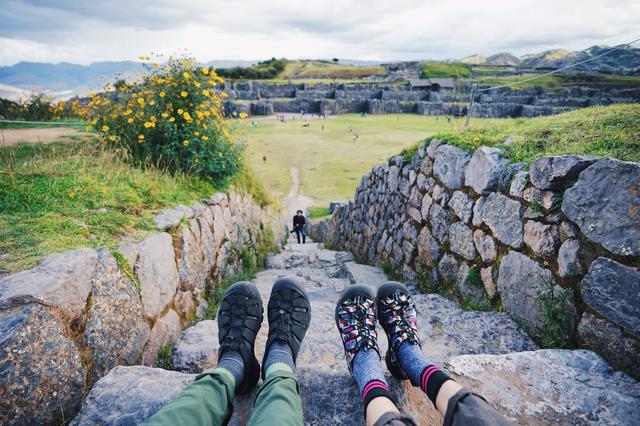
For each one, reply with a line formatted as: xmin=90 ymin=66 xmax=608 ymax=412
xmin=80 ymin=55 xmax=245 ymax=184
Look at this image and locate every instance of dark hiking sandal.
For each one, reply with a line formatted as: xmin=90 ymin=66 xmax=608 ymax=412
xmin=376 ymin=281 xmax=421 ymax=382
xmin=335 ymin=284 xmax=380 ymax=373
xmin=262 ymin=278 xmax=311 ymax=378
xmin=217 ymin=281 xmax=263 ymax=394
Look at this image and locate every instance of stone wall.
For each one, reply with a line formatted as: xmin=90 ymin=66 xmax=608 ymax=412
xmin=221 ymin=80 xmax=640 ymax=118
xmin=310 ymin=140 xmax=639 ymax=379
xmin=0 ymin=191 xmax=286 ymax=425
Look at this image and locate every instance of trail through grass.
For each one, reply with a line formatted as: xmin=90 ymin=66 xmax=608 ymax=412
xmin=240 ymin=114 xmax=462 ymax=207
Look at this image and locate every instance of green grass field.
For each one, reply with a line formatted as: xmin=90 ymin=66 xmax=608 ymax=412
xmin=238 ymin=114 xmax=465 ymax=206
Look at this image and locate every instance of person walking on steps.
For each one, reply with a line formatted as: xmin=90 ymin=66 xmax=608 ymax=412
xmin=336 ymin=281 xmax=512 ymax=426
xmin=142 ymin=278 xmax=312 ymax=426
xmin=292 ymin=209 xmax=306 ymax=244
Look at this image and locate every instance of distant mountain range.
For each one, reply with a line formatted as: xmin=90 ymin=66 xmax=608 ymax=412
xmin=1 ymin=46 xmax=638 ymax=100
xmin=461 ymin=44 xmax=640 ymax=74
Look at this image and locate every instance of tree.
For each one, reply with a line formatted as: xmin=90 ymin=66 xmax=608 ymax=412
xmin=332 ymin=58 xmax=339 ymax=63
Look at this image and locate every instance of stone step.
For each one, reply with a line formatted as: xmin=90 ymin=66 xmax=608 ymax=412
xmin=72 ymin=243 xmax=639 ymax=425
xmin=73 ymin=348 xmax=640 ymax=426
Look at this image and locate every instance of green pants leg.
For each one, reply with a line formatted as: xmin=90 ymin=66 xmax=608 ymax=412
xmin=248 ymin=369 xmax=304 ymax=426
xmin=142 ymin=369 xmax=235 ymax=426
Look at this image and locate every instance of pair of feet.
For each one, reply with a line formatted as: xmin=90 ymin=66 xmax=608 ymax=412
xmin=217 ymin=277 xmax=419 ymax=393
xmin=335 ymin=282 xmax=421 ymax=383
xmin=217 ymin=278 xmax=311 ymax=394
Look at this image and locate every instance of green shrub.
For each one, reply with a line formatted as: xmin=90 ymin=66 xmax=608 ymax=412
xmin=80 ymin=54 xmax=244 ymax=185
xmin=155 ymin=343 xmax=175 ymax=369
xmin=308 ymin=206 xmax=330 ymax=220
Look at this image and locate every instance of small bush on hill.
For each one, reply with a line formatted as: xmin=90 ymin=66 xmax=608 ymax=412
xmin=80 ymin=54 xmax=244 ymax=185
xmin=0 ymin=93 xmax=60 ymax=121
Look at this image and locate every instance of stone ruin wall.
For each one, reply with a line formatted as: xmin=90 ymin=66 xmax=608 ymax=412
xmin=310 ymin=140 xmax=640 ymax=381
xmin=0 ymin=191 xmax=286 ymax=425
xmin=222 ymin=80 xmax=640 ymax=118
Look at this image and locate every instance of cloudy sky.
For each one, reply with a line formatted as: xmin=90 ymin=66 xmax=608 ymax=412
xmin=1 ymin=0 xmax=639 ymax=66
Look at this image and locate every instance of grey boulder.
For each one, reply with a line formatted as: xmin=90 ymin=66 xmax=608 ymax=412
xmin=434 ymin=144 xmax=471 ymax=189
xmin=529 ymin=155 xmax=597 ymax=190
xmin=464 ymin=147 xmax=509 ymax=194
xmin=561 ymin=158 xmax=640 ymax=256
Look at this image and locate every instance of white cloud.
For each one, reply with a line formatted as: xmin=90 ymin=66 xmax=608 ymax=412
xmin=0 ymin=0 xmax=638 ymax=65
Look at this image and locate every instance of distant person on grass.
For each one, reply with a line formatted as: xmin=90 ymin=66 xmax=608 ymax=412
xmin=292 ymin=209 xmax=306 ymax=244
xmin=143 ymin=279 xmax=510 ymax=426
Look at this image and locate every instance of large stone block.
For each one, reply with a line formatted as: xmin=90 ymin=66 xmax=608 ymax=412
xmin=0 ymin=248 xmax=97 ymax=324
xmin=417 ymin=227 xmax=440 ymax=267
xmin=71 ymin=366 xmax=195 ymax=426
xmin=449 ymin=222 xmax=476 ymax=261
xmin=557 ymin=239 xmax=581 ymax=278
xmin=523 ymin=220 xmax=560 ymax=258
xmin=464 ymin=147 xmax=509 ymax=194
xmin=579 ymin=312 xmax=640 ymax=378
xmin=473 ymin=229 xmax=497 ymax=263
xmin=173 ymin=320 xmax=219 ymax=373
xmin=448 ymin=191 xmax=474 ymax=223
xmin=580 ymin=257 xmax=640 ymax=338
xmin=135 ymin=233 xmax=180 ymax=319
xmin=0 ymin=304 xmax=85 ymax=425
xmin=433 ymin=144 xmax=471 ymax=189
xmin=561 ymin=158 xmax=640 ymax=256
xmin=446 ymin=349 xmax=640 ymax=425
xmin=84 ymin=250 xmax=150 ymax=384
xmin=497 ymin=251 xmax=560 ymax=334
xmin=153 ymin=204 xmax=194 ymax=231
xmin=529 ymin=155 xmax=597 ymax=190
xmin=482 ymin=193 xmax=524 ymax=248
xmin=429 ymin=203 xmax=452 ymax=243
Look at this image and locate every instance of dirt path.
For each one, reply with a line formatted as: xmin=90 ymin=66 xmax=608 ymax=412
xmin=0 ymin=127 xmax=91 ymax=147
xmin=284 ymin=166 xmax=315 ymax=216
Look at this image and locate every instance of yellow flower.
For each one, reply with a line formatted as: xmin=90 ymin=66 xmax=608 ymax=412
xmin=69 ymin=191 xmax=75 ymax=199
xmin=202 ymin=90 xmax=209 ymax=97
xmin=169 ymin=117 xmax=176 ymax=122
xmin=150 ymin=116 xmax=157 ymax=122
xmin=138 ymin=134 xmax=145 ymax=140
xmin=218 ymin=152 xmax=223 ymax=157
xmin=201 ymin=67 xmax=209 ymax=75
xmin=149 ymin=100 xmax=156 ymax=106
xmin=159 ymin=92 xmax=166 ymax=97
xmin=143 ymin=122 xmax=155 ymax=128
xmin=101 ymin=125 xmax=109 ymax=132
xmin=177 ymin=108 xmax=184 ymax=115
xmin=183 ymin=140 xmax=189 ymax=147
xmin=128 ymin=118 xmax=134 ymax=123
xmin=183 ymin=71 xmax=191 ymax=79
xmin=124 ymin=109 xmax=132 ymax=115
xmin=108 ymin=135 xmax=117 ymax=141
xmin=194 ymin=81 xmax=201 ymax=88
xmin=181 ymin=91 xmax=188 ymax=98
xmin=202 ymin=135 xmax=209 ymax=141
xmin=239 ymin=112 xmax=248 ymax=119
xmin=193 ymin=131 xmax=200 ymax=136
xmin=161 ymin=112 xmax=169 ymax=118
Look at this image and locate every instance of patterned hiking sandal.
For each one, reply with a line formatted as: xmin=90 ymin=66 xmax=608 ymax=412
xmin=217 ymin=281 xmax=264 ymax=394
xmin=376 ymin=281 xmax=421 ymax=383
xmin=335 ymin=284 xmax=380 ymax=373
xmin=262 ymin=278 xmax=311 ymax=379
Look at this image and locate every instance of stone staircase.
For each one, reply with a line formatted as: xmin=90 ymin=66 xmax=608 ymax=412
xmin=73 ymin=237 xmax=640 ymax=425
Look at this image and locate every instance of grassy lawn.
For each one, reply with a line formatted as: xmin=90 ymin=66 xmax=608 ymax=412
xmin=238 ymin=114 xmax=466 ymax=206
xmin=421 ymin=61 xmax=471 ymax=79
xmin=469 ymin=74 xmax=640 ymax=89
xmin=402 ymin=104 xmax=640 ymax=164
xmin=279 ymin=60 xmax=385 ymax=80
xmin=0 ymin=139 xmax=222 ymax=272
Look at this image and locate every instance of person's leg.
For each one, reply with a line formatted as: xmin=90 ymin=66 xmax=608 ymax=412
xmin=377 ymin=282 xmax=512 ymax=426
xmin=248 ymin=278 xmax=311 ymax=426
xmin=143 ymin=281 xmax=263 ymax=425
xmin=295 ymin=228 xmax=301 ymax=244
xmin=302 ymin=228 xmax=306 ymax=244
xmin=335 ymin=285 xmax=413 ymax=426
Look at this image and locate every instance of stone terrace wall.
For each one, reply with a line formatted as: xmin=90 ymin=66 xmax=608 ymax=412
xmin=0 ymin=191 xmax=286 ymax=425
xmin=311 ymin=140 xmax=640 ymax=379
